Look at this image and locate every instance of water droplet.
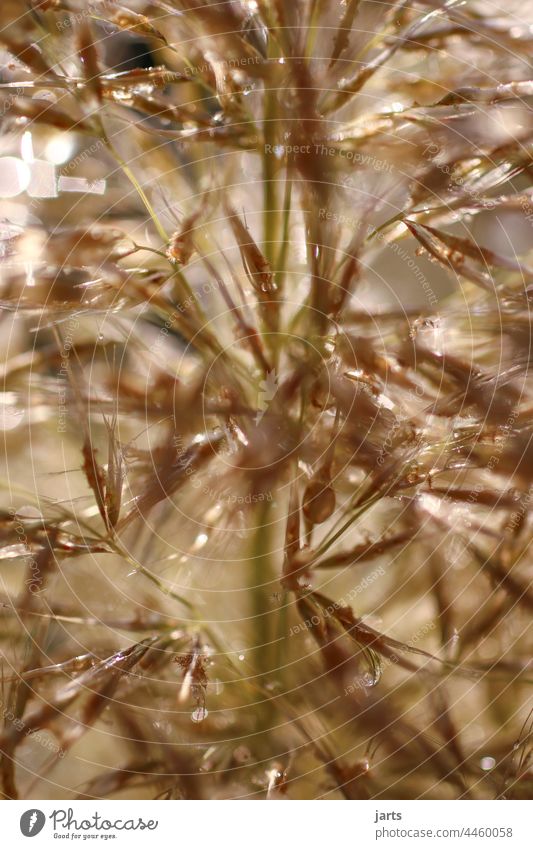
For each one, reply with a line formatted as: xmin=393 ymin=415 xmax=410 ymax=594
xmin=362 ymin=669 xmax=380 ymax=688
xmin=133 ymin=83 xmax=156 ymax=97
xmin=480 ymin=756 xmax=496 ymax=770
xmin=32 ymin=90 xmax=56 ymax=103
xmin=191 ymin=706 xmax=208 ymax=723
xmin=112 ymin=89 xmax=134 ymax=105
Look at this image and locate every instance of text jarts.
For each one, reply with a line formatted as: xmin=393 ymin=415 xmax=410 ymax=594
xmin=374 ymin=811 xmax=402 ymax=823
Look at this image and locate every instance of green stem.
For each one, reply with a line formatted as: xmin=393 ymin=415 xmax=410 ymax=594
xmin=263 ymin=86 xmax=279 ymax=267
xmin=251 ymin=499 xmax=276 ymax=683
xmin=103 ymin=136 xmax=169 ymax=244
xmin=276 ymin=171 xmax=292 ymax=292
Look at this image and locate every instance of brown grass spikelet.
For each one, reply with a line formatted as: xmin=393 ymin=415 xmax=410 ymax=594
xmin=0 ymin=0 xmax=531 ymax=804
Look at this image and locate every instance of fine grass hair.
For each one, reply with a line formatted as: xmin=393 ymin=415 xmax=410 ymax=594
xmin=0 ymin=0 xmax=532 ymax=800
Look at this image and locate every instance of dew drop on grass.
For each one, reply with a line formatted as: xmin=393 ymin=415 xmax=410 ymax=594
xmin=32 ymin=90 xmax=56 ymax=103
xmin=191 ymin=706 xmax=208 ymax=723
xmin=112 ymin=90 xmax=134 ymax=105
xmin=132 ymin=84 xmax=155 ymax=97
